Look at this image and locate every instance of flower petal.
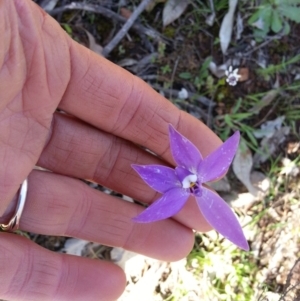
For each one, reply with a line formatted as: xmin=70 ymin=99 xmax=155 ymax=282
xmin=132 ymin=164 xmax=180 ymax=193
xmin=133 ymin=188 xmax=190 ymax=223
xmin=196 ymin=187 xmax=249 ymax=250
xmin=175 ymin=166 xmax=194 ymax=183
xmin=169 ymin=125 xmax=202 ymax=173
xmin=198 ymin=131 xmax=240 ymax=183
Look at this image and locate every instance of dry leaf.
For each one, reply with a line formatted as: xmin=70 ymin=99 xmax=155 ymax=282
xmin=223 ymin=171 xmax=269 ymax=209
xmin=253 ymin=116 xmax=285 ymax=138
xmin=226 ymin=192 xmax=256 ymax=209
xmin=120 ymin=7 xmax=132 ymax=19
xmin=206 ymin=0 xmax=215 ymax=26
xmin=250 ymin=90 xmax=279 ymax=114
xmin=252 ymin=17 xmax=264 ymax=30
xmin=207 ymin=177 xmax=231 ymax=192
xmin=111 ymin=248 xmax=139 ymax=270
xmin=287 ymin=141 xmax=300 ymax=154
xmin=40 ymin=0 xmax=59 ymax=10
xmin=163 ymin=0 xmax=189 ymax=27
xmin=112 ymin=248 xmax=164 ymax=301
xmin=62 ymin=238 xmax=89 ymax=256
xmin=280 ymin=158 xmax=300 ymax=177
xmin=257 ymin=49 xmax=267 ymax=68
xmin=146 ymin=0 xmax=166 ymax=12
xmin=84 ymin=29 xmax=103 ymax=56
xmin=117 ymin=58 xmax=138 ymax=68
xmin=236 ymin=11 xmax=244 ymax=40
xmin=250 ymin=171 xmax=270 ymax=194
xmin=206 ymin=12 xmax=216 ymax=26
xmin=208 ymin=61 xmax=228 ymax=78
xmin=253 ymin=126 xmax=290 ymax=165
xmin=219 ymin=0 xmax=238 ymax=54
xmin=237 ymin=67 xmax=249 ymax=82
xmin=124 ymin=262 xmax=167 ymax=301
xmin=233 ymin=139 xmax=258 ymax=196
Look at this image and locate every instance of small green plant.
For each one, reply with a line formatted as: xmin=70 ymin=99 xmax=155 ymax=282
xmin=248 ymin=0 xmax=300 ymax=38
xmin=118 ymin=45 xmax=126 ymax=55
xmin=187 ymin=235 xmax=257 ymax=301
xmin=161 ymin=64 xmax=172 ymax=74
xmin=257 ymin=53 xmax=300 ymax=79
xmin=158 ymin=41 xmax=166 ymax=58
xmin=214 ymin=98 xmax=258 ymax=150
xmin=194 ymin=57 xmax=212 ymax=90
xmin=61 ymin=23 xmax=73 ymax=35
xmin=178 ymin=57 xmax=212 ymax=90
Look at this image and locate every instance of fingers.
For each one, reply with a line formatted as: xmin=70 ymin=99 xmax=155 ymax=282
xmin=20 ymin=170 xmax=194 ymax=261
xmin=38 ymin=113 xmax=212 ymax=231
xmin=58 ymin=24 xmax=221 ymax=163
xmin=0 ymin=233 xmax=126 ymax=301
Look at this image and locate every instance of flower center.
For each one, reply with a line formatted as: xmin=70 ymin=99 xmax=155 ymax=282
xmin=182 ymin=174 xmax=197 ymax=189
xmin=181 ymin=174 xmax=201 ymax=196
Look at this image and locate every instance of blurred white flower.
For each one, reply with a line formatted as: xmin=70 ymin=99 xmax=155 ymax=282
xmin=178 ymin=88 xmax=189 ymax=99
xmin=225 ymin=66 xmax=241 ymax=86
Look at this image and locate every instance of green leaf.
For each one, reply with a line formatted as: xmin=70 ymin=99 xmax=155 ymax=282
xmin=61 ymin=23 xmax=72 ymax=35
xmin=198 ymin=57 xmax=212 ymax=80
xmin=201 ymin=56 xmax=212 ymax=71
xmin=224 ymin=114 xmax=234 ymax=128
xmin=271 ymin=10 xmax=283 ymax=32
xmin=248 ymin=9 xmax=263 ymax=25
xmin=232 ymin=98 xmax=242 ymax=114
xmin=261 ymin=5 xmax=273 ymax=31
xmin=179 ymin=72 xmax=192 ymax=79
xmin=252 ymin=27 xmax=269 ymax=40
xmin=279 ymin=5 xmax=300 ymax=22
xmin=275 ymin=0 xmax=300 ymax=4
xmin=244 ymin=129 xmax=258 ymax=147
xmin=283 ymin=20 xmax=291 ymax=35
xmin=249 ymin=5 xmax=272 ymax=33
xmin=214 ymin=0 xmax=228 ymax=11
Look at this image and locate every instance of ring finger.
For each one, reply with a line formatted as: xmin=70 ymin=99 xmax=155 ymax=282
xmin=20 ymin=170 xmax=194 ymax=261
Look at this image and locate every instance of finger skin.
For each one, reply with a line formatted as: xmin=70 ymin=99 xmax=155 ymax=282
xmin=20 ymin=170 xmax=194 ymax=262
xmin=0 ymin=233 xmax=126 ymax=301
xmin=60 ymin=40 xmax=221 ymax=163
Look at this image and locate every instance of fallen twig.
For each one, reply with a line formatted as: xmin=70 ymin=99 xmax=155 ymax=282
xmin=102 ymin=0 xmax=153 ymax=57
xmin=151 ymin=83 xmax=216 ymax=107
xmin=40 ymin=0 xmax=59 ymax=10
xmin=168 ymin=57 xmax=180 ymax=99
xmin=243 ymin=34 xmax=282 ymax=56
xmin=48 ymin=2 xmax=163 ymax=43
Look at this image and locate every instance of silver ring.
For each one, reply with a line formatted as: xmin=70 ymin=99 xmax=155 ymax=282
xmin=0 ymin=179 xmax=28 ymax=232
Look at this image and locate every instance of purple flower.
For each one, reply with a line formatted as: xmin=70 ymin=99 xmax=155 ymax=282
xmin=132 ymin=125 xmax=249 ymax=251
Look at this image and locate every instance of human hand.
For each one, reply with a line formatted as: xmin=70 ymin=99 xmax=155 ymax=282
xmin=0 ymin=1 xmax=222 ymax=300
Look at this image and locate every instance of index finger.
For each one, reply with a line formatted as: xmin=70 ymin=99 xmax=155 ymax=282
xmin=59 ymin=39 xmax=222 ymax=161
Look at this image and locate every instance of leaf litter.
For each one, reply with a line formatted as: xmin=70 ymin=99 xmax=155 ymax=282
xmin=219 ymin=0 xmax=238 ymax=54
xmin=162 ymin=0 xmax=189 ymax=27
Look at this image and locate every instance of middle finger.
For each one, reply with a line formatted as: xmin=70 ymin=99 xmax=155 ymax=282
xmin=38 ymin=113 xmax=212 ymax=232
